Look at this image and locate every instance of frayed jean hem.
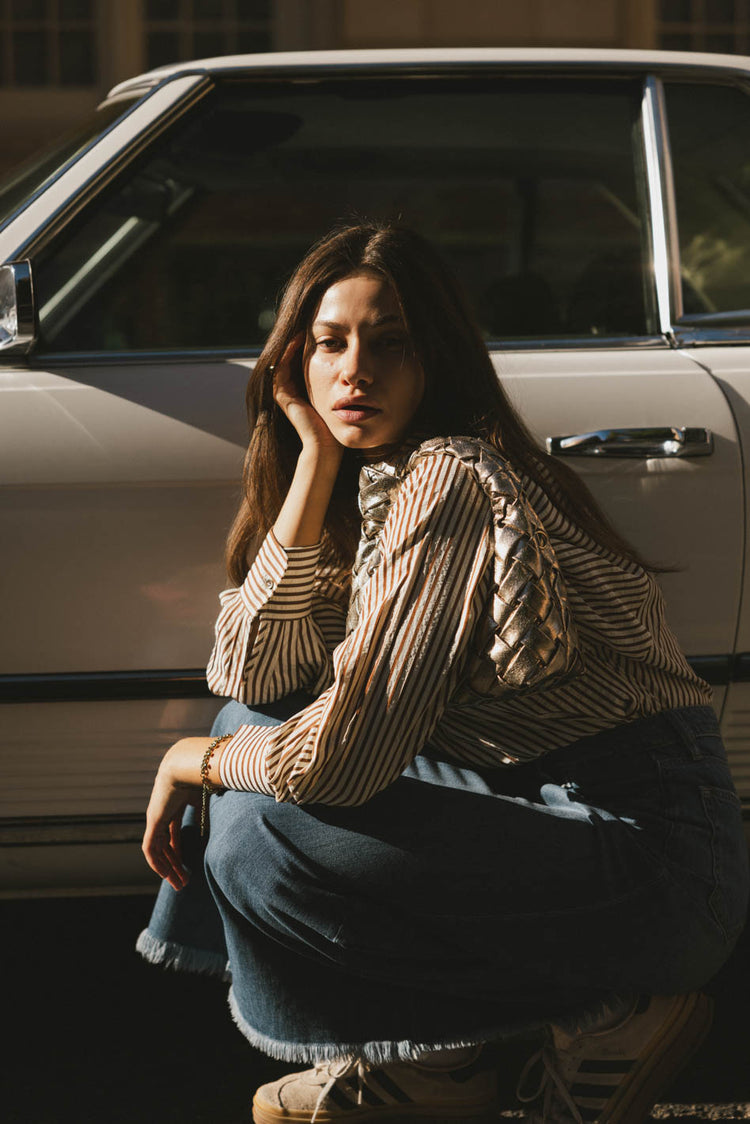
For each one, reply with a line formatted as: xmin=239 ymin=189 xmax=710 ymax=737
xmin=136 ymin=928 xmax=230 ymax=981
xmin=226 ymin=986 xmax=544 ymax=1065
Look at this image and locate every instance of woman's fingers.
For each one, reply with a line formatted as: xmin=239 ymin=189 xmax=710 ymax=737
xmin=142 ymin=821 xmax=189 ymax=891
xmin=272 ymin=332 xmax=306 ymax=408
xmin=142 ymin=769 xmax=194 ymax=891
xmin=271 ymin=334 xmax=343 ymax=455
xmin=166 ymin=819 xmax=184 ymax=874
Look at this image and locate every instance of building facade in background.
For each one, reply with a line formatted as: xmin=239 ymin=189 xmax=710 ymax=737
xmin=0 ymin=0 xmax=740 ymax=175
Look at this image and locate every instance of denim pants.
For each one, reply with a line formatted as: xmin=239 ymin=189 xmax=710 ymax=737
xmin=138 ymin=699 xmax=749 ymax=1064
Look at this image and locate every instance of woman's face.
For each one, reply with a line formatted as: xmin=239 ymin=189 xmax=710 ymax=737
xmin=304 ymin=271 xmax=425 ymax=455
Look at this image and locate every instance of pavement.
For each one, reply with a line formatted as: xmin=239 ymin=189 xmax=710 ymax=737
xmin=3 ymin=892 xmax=749 ymax=1123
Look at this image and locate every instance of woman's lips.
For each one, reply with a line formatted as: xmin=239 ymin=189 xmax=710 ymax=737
xmin=333 ymin=405 xmax=381 ymax=423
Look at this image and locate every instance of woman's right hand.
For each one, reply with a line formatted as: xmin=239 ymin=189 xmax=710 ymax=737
xmin=270 ymin=333 xmax=344 ymax=548
xmin=272 ymin=333 xmax=343 ymax=459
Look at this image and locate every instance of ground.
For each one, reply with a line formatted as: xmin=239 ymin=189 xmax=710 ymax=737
xmin=4 ymin=893 xmax=748 ymax=1123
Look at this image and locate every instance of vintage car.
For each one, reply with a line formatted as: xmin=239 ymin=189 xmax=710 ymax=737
xmin=2 ymin=46 xmax=750 ymax=895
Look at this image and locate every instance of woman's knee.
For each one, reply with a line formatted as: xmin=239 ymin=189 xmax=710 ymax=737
xmin=205 ymin=791 xmax=298 ymax=908
xmin=205 ymin=789 xmax=270 ymax=877
xmin=204 ymin=791 xmax=344 ymax=946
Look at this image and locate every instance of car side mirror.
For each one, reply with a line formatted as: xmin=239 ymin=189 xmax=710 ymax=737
xmin=0 ymin=260 xmax=36 ymax=353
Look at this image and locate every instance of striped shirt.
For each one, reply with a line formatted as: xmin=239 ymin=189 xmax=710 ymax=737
xmin=207 ymin=440 xmax=711 ymax=805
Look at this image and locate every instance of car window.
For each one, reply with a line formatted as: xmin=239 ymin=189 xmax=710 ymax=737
xmin=32 ymin=75 xmax=651 ymax=354
xmin=664 ymin=80 xmax=750 ymax=321
xmin=0 ymin=97 xmax=140 ymax=229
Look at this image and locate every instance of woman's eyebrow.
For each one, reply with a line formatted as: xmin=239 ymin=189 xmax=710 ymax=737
xmin=312 ymin=314 xmax=403 ymax=331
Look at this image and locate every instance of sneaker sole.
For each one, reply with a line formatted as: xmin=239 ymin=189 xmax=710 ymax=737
xmin=251 ymin=1098 xmax=499 ymax=1124
xmin=599 ymin=991 xmax=714 ymax=1124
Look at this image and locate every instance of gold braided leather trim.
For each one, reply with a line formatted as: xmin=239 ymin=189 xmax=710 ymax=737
xmin=349 ymin=435 xmax=582 ymax=700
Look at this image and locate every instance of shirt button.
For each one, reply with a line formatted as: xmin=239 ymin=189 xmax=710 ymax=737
xmin=263 ymin=574 xmax=273 ymax=589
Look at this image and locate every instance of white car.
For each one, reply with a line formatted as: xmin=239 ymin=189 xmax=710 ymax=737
xmin=2 ymin=47 xmax=749 ymax=895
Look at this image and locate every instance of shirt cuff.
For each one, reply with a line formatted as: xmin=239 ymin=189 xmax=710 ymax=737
xmin=240 ymin=531 xmax=321 ymax=619
xmin=218 ymin=724 xmax=276 ymax=795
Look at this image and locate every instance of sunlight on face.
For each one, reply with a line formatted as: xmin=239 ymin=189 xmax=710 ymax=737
xmin=305 ymin=271 xmax=424 ymax=455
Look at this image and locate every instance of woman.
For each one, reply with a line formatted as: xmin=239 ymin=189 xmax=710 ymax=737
xmin=140 ymin=222 xmax=749 ymax=1124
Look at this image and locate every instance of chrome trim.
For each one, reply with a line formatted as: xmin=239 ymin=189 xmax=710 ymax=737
xmin=487 ymin=335 xmax=668 ymax=351
xmin=547 ymin=426 xmax=713 ymax=458
xmin=673 ymin=327 xmax=750 ymax=346
xmin=2 ymin=335 xmax=669 ymax=368
xmin=108 ymin=53 xmax=750 ymax=99
xmin=21 ymin=346 xmax=260 ymax=366
xmin=0 ymin=260 xmax=35 ymax=352
xmin=0 ymin=669 xmax=212 ymax=704
xmin=641 ymin=77 xmax=680 ymax=337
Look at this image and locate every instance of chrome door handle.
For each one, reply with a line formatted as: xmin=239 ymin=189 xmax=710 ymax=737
xmin=546 ymin=427 xmax=713 ymax=458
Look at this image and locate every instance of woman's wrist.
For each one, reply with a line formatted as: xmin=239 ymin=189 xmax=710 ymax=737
xmin=160 ymin=737 xmax=226 ymax=789
xmin=297 ymin=441 xmax=343 ymax=472
xmin=273 ymin=443 xmax=342 ymax=547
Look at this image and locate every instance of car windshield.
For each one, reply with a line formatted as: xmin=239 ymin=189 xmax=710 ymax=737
xmin=0 ymin=96 xmax=140 ymax=229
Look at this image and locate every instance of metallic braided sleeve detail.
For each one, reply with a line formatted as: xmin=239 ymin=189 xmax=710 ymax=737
xmin=411 ymin=436 xmax=582 ymax=698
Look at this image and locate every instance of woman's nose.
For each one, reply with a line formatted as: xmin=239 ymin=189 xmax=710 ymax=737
xmin=339 ymin=339 xmax=373 ymax=386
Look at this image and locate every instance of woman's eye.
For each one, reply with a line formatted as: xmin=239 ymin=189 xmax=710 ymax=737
xmin=380 ymin=335 xmax=408 ymax=351
xmin=316 ymin=337 xmax=342 ymax=351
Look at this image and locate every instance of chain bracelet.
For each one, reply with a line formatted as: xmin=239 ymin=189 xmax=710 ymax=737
xmin=200 ymin=734 xmax=232 ymax=838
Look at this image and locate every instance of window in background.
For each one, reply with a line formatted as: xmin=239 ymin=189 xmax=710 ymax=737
xmin=658 ymin=0 xmax=748 ymax=53
xmin=0 ymin=0 xmax=98 ymax=87
xmin=144 ymin=0 xmax=272 ymax=70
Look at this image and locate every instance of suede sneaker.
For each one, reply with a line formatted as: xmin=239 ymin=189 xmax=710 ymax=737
xmin=252 ymin=1044 xmax=498 ymax=1123
xmin=516 ymin=992 xmax=714 ymax=1122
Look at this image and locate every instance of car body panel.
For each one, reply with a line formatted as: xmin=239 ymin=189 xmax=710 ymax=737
xmin=684 ymin=347 xmax=750 ymax=651
xmin=499 ymin=347 xmax=743 ymax=659
xmin=3 ymin=48 xmax=750 ymax=895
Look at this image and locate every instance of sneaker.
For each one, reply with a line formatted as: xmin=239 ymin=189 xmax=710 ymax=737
xmin=252 ymin=1044 xmax=498 ymax=1123
xmin=516 ymin=992 xmax=714 ymax=1122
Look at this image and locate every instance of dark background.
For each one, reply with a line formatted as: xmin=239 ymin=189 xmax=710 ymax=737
xmin=3 ymin=893 xmax=749 ymax=1123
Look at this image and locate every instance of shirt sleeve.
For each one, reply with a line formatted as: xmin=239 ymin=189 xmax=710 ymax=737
xmin=218 ymin=454 xmax=493 ymax=804
xmin=206 ymin=530 xmax=347 ymax=704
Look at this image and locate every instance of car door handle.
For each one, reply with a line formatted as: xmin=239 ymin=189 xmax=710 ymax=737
xmin=546 ymin=427 xmax=713 ymax=458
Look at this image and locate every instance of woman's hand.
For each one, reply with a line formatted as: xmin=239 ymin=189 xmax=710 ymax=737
xmin=273 ymin=333 xmax=343 ymax=459
xmin=271 ymin=334 xmax=345 ymax=548
xmin=142 ymin=742 xmax=205 ymax=892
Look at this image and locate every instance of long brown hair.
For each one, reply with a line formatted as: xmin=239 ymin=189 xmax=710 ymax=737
xmin=226 ymin=221 xmax=657 ymax=585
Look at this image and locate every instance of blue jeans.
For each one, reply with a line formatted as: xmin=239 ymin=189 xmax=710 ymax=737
xmin=138 ymin=700 xmax=748 ymax=1064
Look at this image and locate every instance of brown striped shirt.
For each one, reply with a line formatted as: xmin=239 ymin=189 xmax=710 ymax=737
xmin=207 ymin=442 xmax=712 ymax=805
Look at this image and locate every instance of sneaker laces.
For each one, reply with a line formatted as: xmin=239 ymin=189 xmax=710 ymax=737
xmin=311 ymin=1055 xmax=364 ymax=1123
xmin=516 ymin=1043 xmax=584 ymax=1123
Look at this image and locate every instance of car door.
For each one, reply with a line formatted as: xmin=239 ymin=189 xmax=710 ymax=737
xmin=499 ymin=344 xmax=742 ymax=690
xmin=0 ymin=71 xmax=238 ymax=893
xmin=0 ymin=59 xmax=744 ymax=894
xmin=657 ymin=74 xmax=750 ymax=806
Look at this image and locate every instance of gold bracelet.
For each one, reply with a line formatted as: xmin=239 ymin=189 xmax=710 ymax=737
xmin=200 ymin=734 xmax=232 ymax=838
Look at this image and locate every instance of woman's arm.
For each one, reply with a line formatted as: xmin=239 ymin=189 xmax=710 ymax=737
xmin=141 ymin=735 xmax=226 ymax=890
xmin=144 ymin=338 xmax=348 ymax=887
xmin=218 ymin=453 xmax=495 ymax=806
xmin=206 ymin=536 xmax=348 ymax=703
xmin=207 ymin=338 xmax=348 ymax=703
xmin=271 ymin=333 xmax=343 ymax=547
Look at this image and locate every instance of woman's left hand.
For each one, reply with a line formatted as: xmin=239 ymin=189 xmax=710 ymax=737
xmin=142 ymin=746 xmax=202 ymax=891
